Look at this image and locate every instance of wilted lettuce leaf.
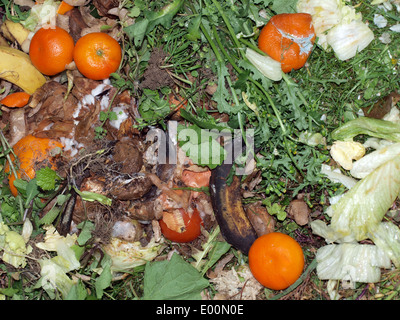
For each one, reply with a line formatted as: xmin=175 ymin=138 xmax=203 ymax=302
xmin=38 ymin=258 xmax=76 ymax=299
xmin=328 ymin=155 xmax=400 ymax=241
xmin=351 ymin=142 xmax=400 ymax=179
xmin=369 ymin=221 xmax=400 ymax=268
xmin=316 ymin=243 xmax=391 ymax=284
xmin=103 ymin=236 xmax=163 ymax=273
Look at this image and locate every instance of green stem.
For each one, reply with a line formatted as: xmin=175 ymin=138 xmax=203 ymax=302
xmin=282 ymin=72 xmax=310 ymax=108
xmin=211 ymin=25 xmax=241 ymax=73
xmin=199 ymin=24 xmax=223 ymax=63
xmin=238 ymin=37 xmax=263 ymax=55
xmin=251 ymin=80 xmax=287 ymax=136
xmin=207 ymin=22 xmax=286 ymax=136
xmin=211 ymin=0 xmax=245 ymax=60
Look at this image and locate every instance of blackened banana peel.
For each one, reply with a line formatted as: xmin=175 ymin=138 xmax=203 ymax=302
xmin=209 ymin=163 xmax=257 ymax=255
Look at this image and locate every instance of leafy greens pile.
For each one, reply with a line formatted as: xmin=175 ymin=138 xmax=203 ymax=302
xmin=123 ymin=0 xmax=337 ymax=201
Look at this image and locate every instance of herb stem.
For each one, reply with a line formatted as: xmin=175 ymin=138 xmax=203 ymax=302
xmin=206 ymin=20 xmax=287 ymax=136
xmin=211 ymin=0 xmax=245 ymax=60
xmin=211 ymin=25 xmax=241 ymax=73
xmin=199 ymin=24 xmax=223 ymax=63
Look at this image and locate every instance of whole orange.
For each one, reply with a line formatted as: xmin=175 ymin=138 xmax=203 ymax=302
xmin=4 ymin=135 xmax=63 ymax=196
xmin=29 ymin=26 xmax=74 ymax=76
xmin=73 ymin=32 xmax=122 ymax=80
xmin=248 ymin=232 xmax=304 ymax=290
xmin=258 ymin=13 xmax=315 ymax=73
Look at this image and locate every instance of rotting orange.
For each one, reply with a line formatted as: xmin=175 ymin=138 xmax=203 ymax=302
xmin=29 ymin=26 xmax=74 ymax=76
xmin=1 ymin=92 xmax=30 ymax=108
xmin=181 ymin=169 xmax=211 ymax=189
xmin=248 ymin=232 xmax=305 ymax=290
xmin=4 ymin=135 xmax=63 ymax=197
xmin=159 ymin=208 xmax=203 ymax=243
xmin=73 ymin=32 xmax=122 ymax=80
xmin=258 ymin=13 xmax=315 ymax=73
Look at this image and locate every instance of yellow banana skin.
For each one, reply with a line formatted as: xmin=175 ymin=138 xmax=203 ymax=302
xmin=210 ymin=163 xmax=257 ymax=255
xmin=0 ymin=46 xmax=46 ymax=94
xmin=1 ymin=20 xmax=30 ymax=46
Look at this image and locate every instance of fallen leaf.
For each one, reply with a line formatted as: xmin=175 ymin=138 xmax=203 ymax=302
xmin=244 ymin=201 xmax=276 ymax=236
xmin=288 ymin=199 xmax=310 ymax=226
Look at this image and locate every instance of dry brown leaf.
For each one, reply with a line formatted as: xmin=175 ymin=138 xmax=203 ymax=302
xmin=8 ymin=108 xmax=26 ymax=146
xmin=93 ymin=0 xmax=119 ymax=18
xmin=63 ymin=0 xmax=90 ymax=6
xmin=362 ymin=91 xmax=400 ymax=119
xmin=287 ymin=199 xmax=310 ymax=226
xmin=244 ymin=201 xmax=276 ymax=236
xmin=27 ymin=81 xmax=82 ymax=141
xmin=13 ymin=0 xmax=35 ymax=7
xmin=65 ymin=8 xmax=88 ymax=42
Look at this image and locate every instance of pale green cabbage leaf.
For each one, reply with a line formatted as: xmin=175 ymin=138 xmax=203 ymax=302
xmin=0 ymin=221 xmax=33 ymax=268
xmin=316 ymin=243 xmax=391 ymax=284
xmin=21 ymin=0 xmax=60 ymax=31
xmin=103 ymin=236 xmax=164 ymax=273
xmin=351 ymin=142 xmax=400 ymax=179
xmin=35 ymin=225 xmax=80 ymax=299
xmin=314 ymin=113 xmax=400 ymax=284
xmin=316 ymin=155 xmax=400 ymax=242
xmin=297 ymin=0 xmax=374 ymax=59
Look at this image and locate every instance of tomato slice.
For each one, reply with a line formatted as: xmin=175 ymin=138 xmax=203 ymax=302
xmin=159 ymin=208 xmax=203 ymax=243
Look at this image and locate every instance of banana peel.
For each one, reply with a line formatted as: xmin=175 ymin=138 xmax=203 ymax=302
xmin=0 ymin=46 xmax=46 ymax=94
xmin=1 ymin=20 xmax=30 ymax=46
xmin=0 ymin=34 xmax=9 ymax=47
xmin=209 ymin=163 xmax=257 ymax=255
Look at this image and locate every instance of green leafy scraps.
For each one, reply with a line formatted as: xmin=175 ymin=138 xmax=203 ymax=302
xmin=136 ymin=88 xmax=172 ymax=129
xmin=124 ymin=0 xmax=185 ymax=46
xmin=142 ymin=253 xmax=209 ymax=300
xmin=36 ymin=167 xmax=61 ymax=191
xmin=178 ymin=123 xmax=226 ymax=169
xmin=192 ymin=226 xmax=231 ymax=275
xmin=76 ymin=221 xmax=95 ymax=247
xmin=263 ymin=197 xmax=287 ymax=221
xmin=95 ymin=256 xmax=113 ymax=299
xmin=74 ymin=187 xmax=112 ymax=206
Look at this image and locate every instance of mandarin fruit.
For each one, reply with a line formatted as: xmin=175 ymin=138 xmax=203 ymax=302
xmin=73 ymin=32 xmax=122 ymax=80
xmin=29 ymin=26 xmax=74 ymax=76
xmin=248 ymin=232 xmax=304 ymax=290
xmin=4 ymin=135 xmax=63 ymax=196
xmin=258 ymin=13 xmax=315 ymax=73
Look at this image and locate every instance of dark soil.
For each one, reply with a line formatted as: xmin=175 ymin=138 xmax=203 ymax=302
xmin=139 ymin=47 xmax=175 ymax=90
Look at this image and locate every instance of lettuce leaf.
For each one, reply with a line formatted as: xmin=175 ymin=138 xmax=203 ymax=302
xmin=369 ymin=221 xmax=400 ymax=268
xmin=328 ymin=155 xmax=400 ymax=241
xmin=316 ymin=243 xmax=391 ymax=284
xmin=351 ymin=142 xmax=400 ymax=179
xmin=331 ymin=117 xmax=400 ymax=142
